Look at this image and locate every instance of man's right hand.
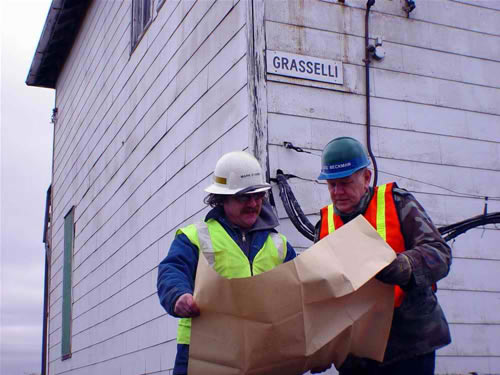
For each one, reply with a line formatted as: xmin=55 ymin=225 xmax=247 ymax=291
xmin=174 ymin=293 xmax=200 ymax=318
xmin=375 ymin=253 xmax=412 ymax=287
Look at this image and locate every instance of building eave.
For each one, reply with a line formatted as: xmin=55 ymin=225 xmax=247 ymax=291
xmin=26 ymin=0 xmax=92 ymax=89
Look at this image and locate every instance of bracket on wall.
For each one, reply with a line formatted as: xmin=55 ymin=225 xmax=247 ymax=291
xmin=51 ymin=108 xmax=58 ymax=124
xmin=403 ymin=0 xmax=416 ymax=17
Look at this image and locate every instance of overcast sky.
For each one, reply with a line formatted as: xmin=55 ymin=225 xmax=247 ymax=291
xmin=1 ymin=1 xmax=54 ymax=374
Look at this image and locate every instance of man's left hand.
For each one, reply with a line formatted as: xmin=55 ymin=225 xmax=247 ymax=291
xmin=375 ymin=253 xmax=412 ymax=286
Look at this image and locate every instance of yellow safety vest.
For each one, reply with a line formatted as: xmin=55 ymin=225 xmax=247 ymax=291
xmin=176 ymin=219 xmax=287 ymax=344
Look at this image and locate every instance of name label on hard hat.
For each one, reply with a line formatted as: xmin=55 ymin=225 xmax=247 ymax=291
xmin=325 ymin=162 xmax=352 ymax=170
xmin=266 ymin=50 xmax=343 ymax=85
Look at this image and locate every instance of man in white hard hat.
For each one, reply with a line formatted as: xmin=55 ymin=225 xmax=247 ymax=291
xmin=157 ymin=151 xmax=297 ymax=375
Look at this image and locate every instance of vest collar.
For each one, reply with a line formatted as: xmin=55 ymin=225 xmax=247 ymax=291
xmin=334 ymin=188 xmax=373 ymax=224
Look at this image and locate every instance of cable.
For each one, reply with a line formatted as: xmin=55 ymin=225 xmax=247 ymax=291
xmin=276 ymin=171 xmax=315 ymax=239
xmin=377 ymin=170 xmax=500 ymax=200
xmin=438 ymin=212 xmax=500 ymax=242
xmin=283 ymin=142 xmax=321 ymax=156
xmin=283 ymin=176 xmax=316 ymax=233
xmin=273 ymin=170 xmax=500 ymax=242
xmin=274 ymin=170 xmax=315 ymax=241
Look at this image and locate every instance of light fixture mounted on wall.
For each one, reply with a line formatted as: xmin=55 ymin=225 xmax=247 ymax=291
xmin=367 ymin=37 xmax=386 ymax=61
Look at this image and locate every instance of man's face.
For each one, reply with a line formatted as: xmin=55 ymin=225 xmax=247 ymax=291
xmin=223 ymin=192 xmax=266 ymax=229
xmin=326 ymin=169 xmax=371 ymax=214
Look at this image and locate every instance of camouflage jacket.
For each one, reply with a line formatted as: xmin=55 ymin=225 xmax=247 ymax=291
xmin=314 ymin=184 xmax=452 ymax=366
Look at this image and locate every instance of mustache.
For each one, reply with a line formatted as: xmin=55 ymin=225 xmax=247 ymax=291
xmin=242 ymin=208 xmax=259 ymax=214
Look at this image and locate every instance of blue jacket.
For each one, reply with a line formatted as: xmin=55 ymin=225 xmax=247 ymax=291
xmin=157 ymin=202 xmax=297 ymax=374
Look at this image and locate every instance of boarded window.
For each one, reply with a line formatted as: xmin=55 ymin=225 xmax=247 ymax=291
xmin=61 ymin=207 xmax=75 ymax=360
xmin=131 ymin=0 xmax=153 ymax=50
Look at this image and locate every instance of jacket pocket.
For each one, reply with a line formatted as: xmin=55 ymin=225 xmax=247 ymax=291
xmin=397 ymin=287 xmax=437 ymax=317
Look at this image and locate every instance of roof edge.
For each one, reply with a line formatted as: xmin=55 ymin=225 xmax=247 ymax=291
xmin=26 ymin=0 xmax=92 ymax=89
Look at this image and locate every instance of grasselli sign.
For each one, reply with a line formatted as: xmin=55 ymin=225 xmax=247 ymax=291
xmin=266 ymin=50 xmax=343 ymax=85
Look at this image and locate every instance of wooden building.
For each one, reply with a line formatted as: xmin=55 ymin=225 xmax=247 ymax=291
xmin=28 ymin=1 xmax=500 ymax=374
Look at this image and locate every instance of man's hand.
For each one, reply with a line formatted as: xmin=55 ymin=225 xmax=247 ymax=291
xmin=375 ymin=253 xmax=412 ymax=286
xmin=174 ymin=293 xmax=200 ymax=317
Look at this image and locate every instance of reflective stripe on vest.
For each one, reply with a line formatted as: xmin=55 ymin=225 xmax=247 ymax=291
xmin=319 ymin=183 xmax=406 ymax=307
xmin=176 ymin=219 xmax=287 ymax=344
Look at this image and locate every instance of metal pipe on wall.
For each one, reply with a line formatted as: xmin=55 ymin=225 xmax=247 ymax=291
xmin=364 ymin=0 xmax=379 ymax=189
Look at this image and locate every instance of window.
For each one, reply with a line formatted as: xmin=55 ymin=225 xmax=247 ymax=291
xmin=131 ymin=0 xmax=153 ymax=50
xmin=61 ymin=207 xmax=75 ymax=360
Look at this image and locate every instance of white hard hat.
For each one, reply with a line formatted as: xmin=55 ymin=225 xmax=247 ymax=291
xmin=204 ymin=151 xmax=271 ymax=195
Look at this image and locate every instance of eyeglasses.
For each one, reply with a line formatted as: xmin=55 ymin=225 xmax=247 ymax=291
xmin=233 ymin=192 xmax=266 ymax=203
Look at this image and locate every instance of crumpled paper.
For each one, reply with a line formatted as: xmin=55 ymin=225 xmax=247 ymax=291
xmin=188 ymin=215 xmax=396 ymax=374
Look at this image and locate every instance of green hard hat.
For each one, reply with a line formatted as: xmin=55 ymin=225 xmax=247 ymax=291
xmin=318 ymin=137 xmax=371 ymax=180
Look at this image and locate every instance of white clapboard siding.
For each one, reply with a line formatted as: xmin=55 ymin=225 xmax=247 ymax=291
xmin=452 ymin=0 xmax=500 ymax=12
xmin=438 ymin=290 xmax=500 ymax=324
xmin=49 ymin=0 xmax=250 ymax=373
xmin=266 ymin=21 xmax=500 ymax=89
xmin=436 ymin=355 xmax=500 ymax=375
xmin=441 ymin=324 xmax=500 ymax=356
xmin=411 ymin=193 xmax=500 ymax=227
xmin=449 ymin=227 xmax=500 ymax=261
xmin=55 ymin=4 xmax=129 ymax=197
xmin=267 ymin=83 xmax=500 ymax=144
xmin=439 ymin=258 xmax=500 ymax=292
xmin=272 ymin=87 xmax=500 ymax=146
xmin=52 ymin=0 xmax=221 ymax=231
xmin=52 ymin=0 xmax=244 ymax=288
xmin=338 ymin=0 xmax=500 ymax=36
xmin=56 ymin=2 xmax=246 ymax=256
xmin=266 ymin=1 xmax=500 ymax=61
xmin=70 ymin=63 xmax=248 ymax=308
xmin=53 ymin=0 xmax=124 ymax=147
xmin=52 ymin=0 xmax=195 ymax=217
xmin=70 ymin=121 xmax=247 ymax=339
xmin=55 ymin=1 xmax=130 ymax=155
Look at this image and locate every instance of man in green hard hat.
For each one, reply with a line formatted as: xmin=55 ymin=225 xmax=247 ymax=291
xmin=315 ymin=136 xmax=452 ymax=375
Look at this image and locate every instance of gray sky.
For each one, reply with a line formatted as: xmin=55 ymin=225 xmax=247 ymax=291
xmin=1 ymin=1 xmax=54 ymax=374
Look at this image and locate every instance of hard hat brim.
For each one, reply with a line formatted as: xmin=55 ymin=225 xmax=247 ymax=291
xmin=318 ymin=169 xmax=356 ymax=180
xmin=318 ymin=165 xmax=369 ymax=180
xmin=204 ymin=183 xmax=271 ymax=195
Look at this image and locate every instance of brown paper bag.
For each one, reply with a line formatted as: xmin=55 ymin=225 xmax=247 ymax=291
xmin=189 ymin=215 xmax=395 ymax=374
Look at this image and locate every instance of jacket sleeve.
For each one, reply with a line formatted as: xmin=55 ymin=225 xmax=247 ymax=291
xmin=284 ymin=241 xmax=297 ymax=262
xmin=394 ymin=188 xmax=452 ymax=288
xmin=313 ymin=218 xmax=322 ymax=243
xmin=157 ymin=233 xmax=199 ymax=317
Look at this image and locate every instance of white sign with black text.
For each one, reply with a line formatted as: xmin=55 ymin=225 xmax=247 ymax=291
xmin=266 ymin=50 xmax=343 ymax=85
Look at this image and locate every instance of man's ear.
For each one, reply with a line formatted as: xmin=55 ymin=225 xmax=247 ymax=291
xmin=363 ymin=168 xmax=372 ymax=189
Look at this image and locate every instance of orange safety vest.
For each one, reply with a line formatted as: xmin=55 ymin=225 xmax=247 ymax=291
xmin=319 ymin=182 xmax=406 ymax=307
